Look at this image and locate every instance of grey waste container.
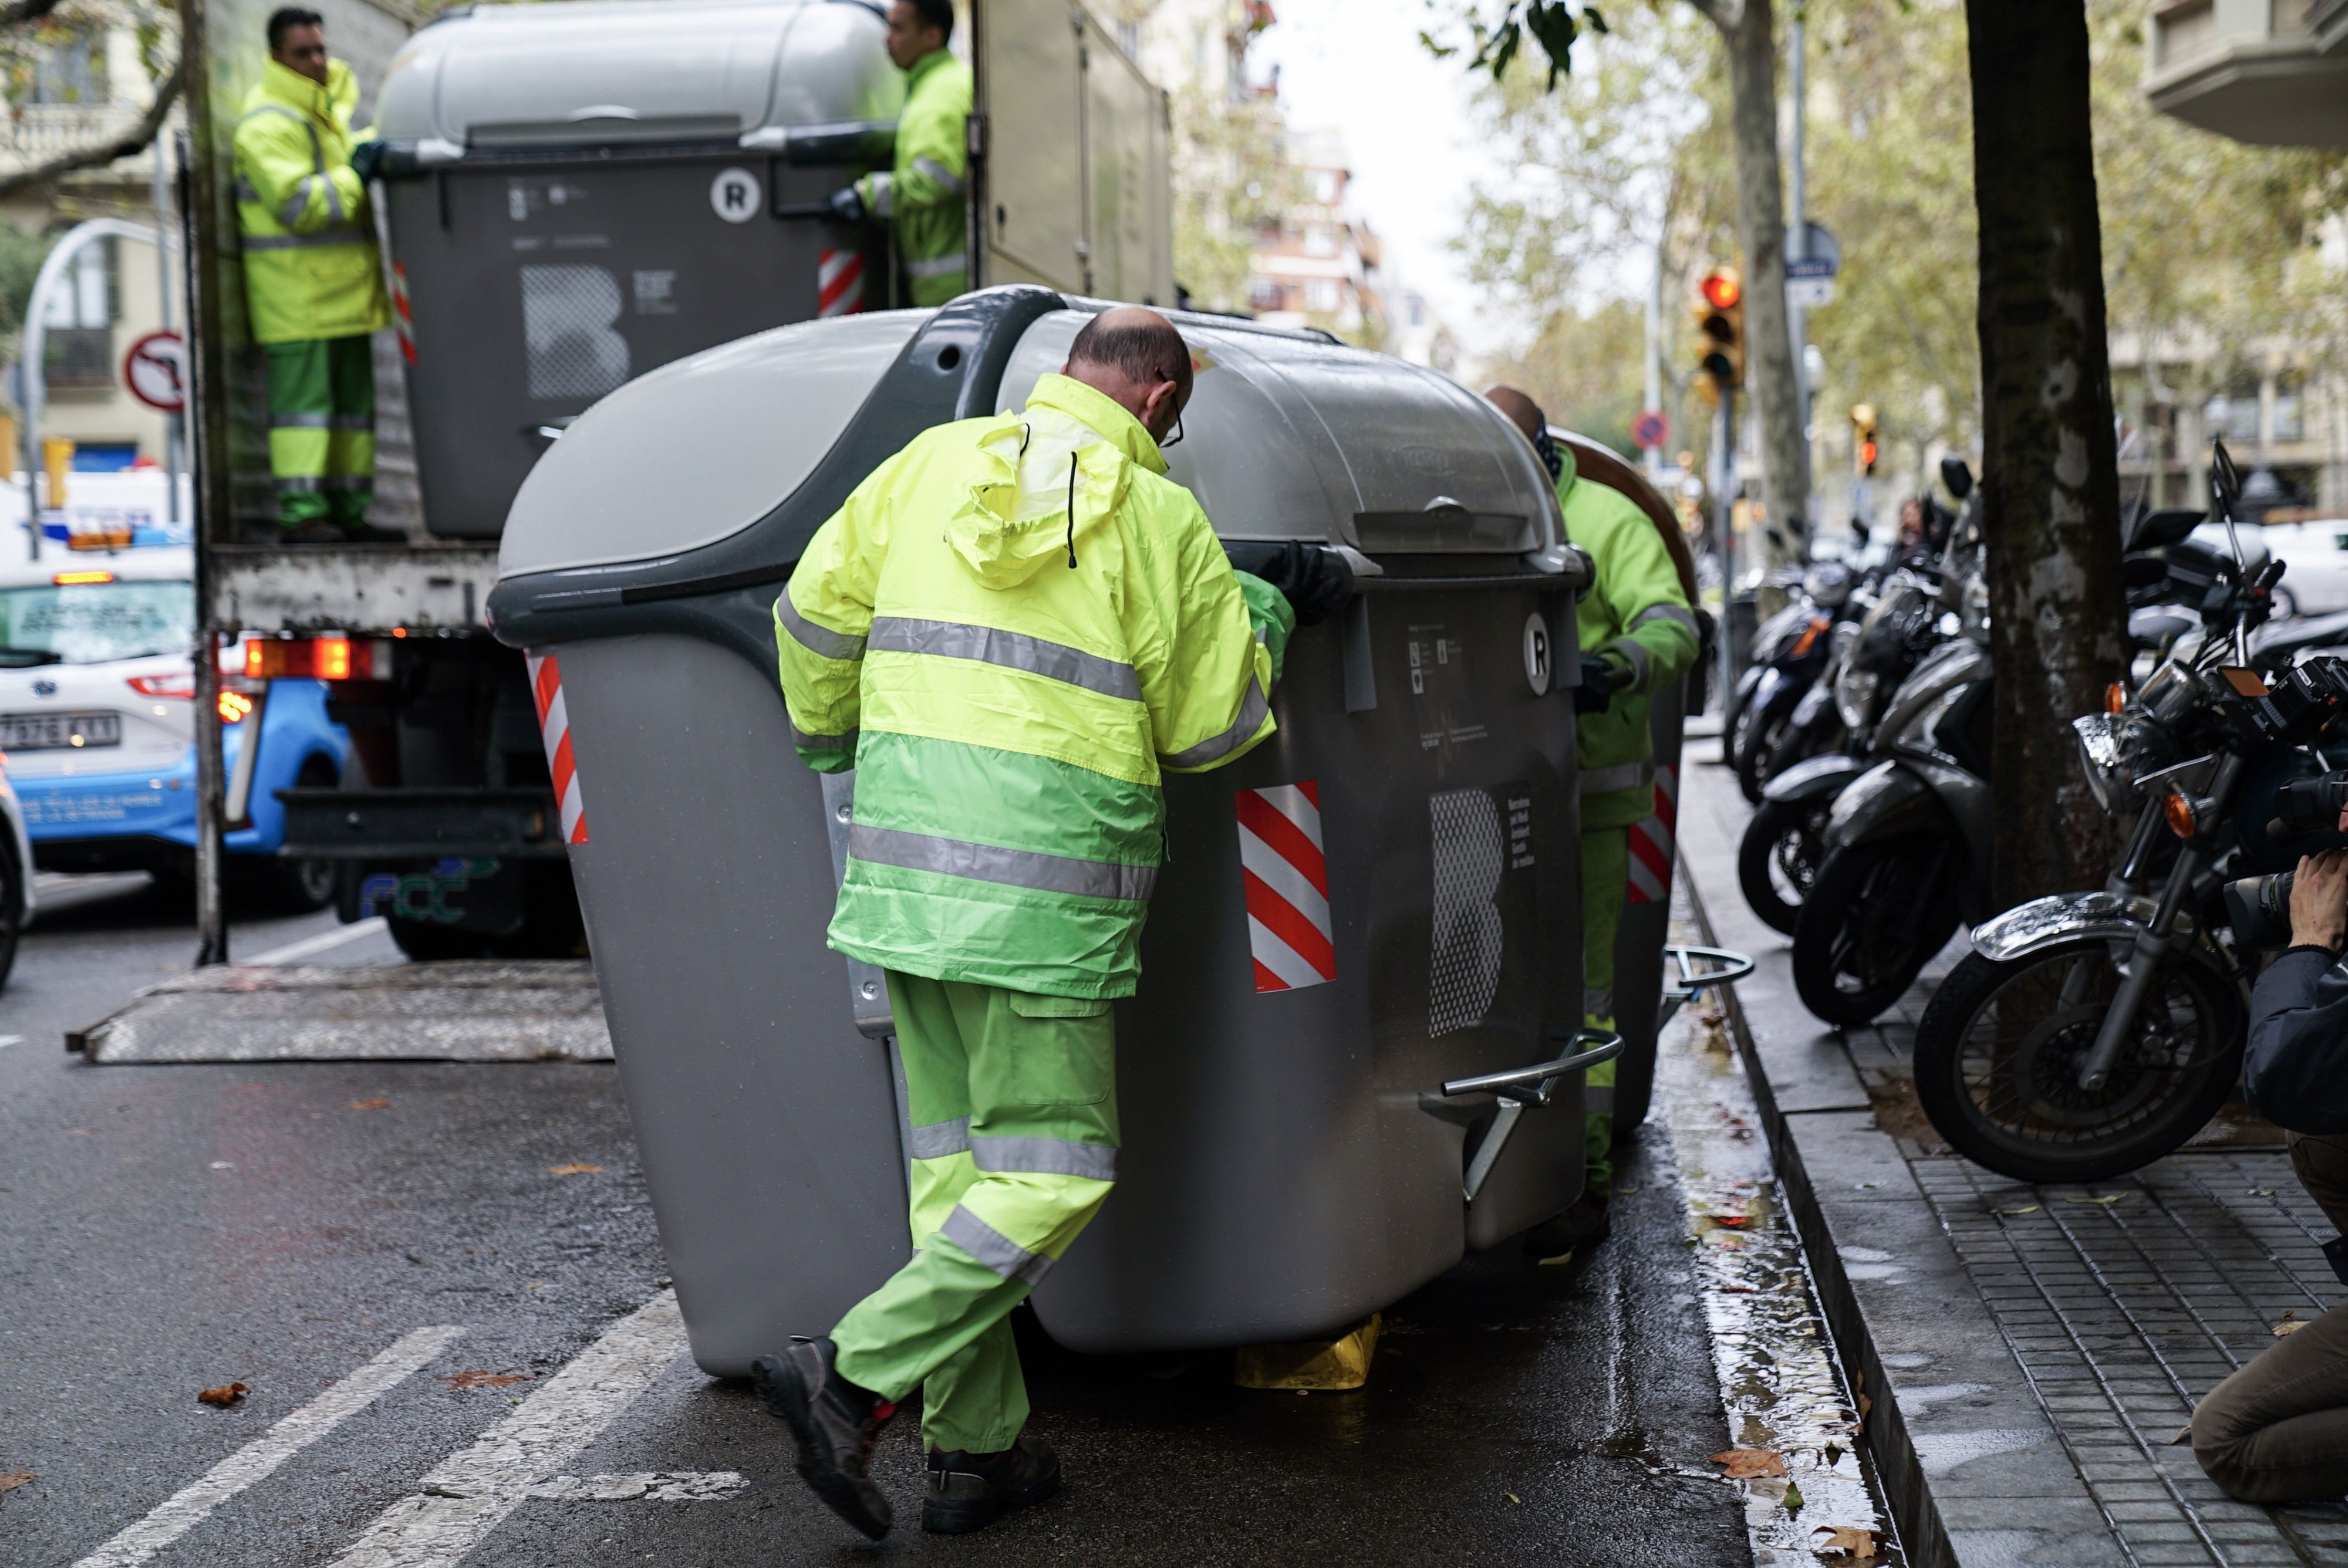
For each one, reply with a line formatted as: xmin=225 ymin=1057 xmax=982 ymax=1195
xmin=488 ymin=286 xmax=1601 ymax=1371
xmin=372 ymin=0 xmax=902 ymax=540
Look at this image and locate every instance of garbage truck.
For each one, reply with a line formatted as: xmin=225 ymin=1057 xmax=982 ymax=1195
xmin=181 ymin=0 xmax=1173 ymax=958
xmin=485 ymin=285 xmax=1632 ymax=1366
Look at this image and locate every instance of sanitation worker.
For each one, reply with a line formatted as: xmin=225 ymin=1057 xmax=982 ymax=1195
xmin=1486 ymin=386 xmax=1699 ymax=1259
xmin=234 ymin=7 xmax=394 ymax=543
xmin=763 ymin=308 xmax=1296 ymax=1539
xmin=829 ymin=0 xmax=972 ymax=307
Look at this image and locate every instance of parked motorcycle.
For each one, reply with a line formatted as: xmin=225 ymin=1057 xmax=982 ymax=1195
xmin=1910 ymin=441 xmax=2322 ymax=1182
xmin=1729 ymin=563 xmax=1857 ymax=803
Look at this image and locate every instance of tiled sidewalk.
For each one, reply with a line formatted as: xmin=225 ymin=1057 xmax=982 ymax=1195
xmin=1678 ymin=743 xmax=2348 ymax=1567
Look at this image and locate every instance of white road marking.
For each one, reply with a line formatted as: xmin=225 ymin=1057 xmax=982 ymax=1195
xmin=328 ymin=1289 xmax=697 ymax=1567
xmin=0 ymin=1035 xmax=21 ymax=1048
xmin=72 ymin=1325 xmax=463 ymax=1568
xmin=241 ymin=917 xmax=389 ymax=966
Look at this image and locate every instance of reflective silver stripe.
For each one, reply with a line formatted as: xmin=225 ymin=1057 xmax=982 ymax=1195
xmin=322 ymin=476 xmax=373 ymax=493
xmin=279 ymin=175 xmax=318 ymax=227
xmin=1608 ymin=637 xmax=1653 ymax=691
xmin=849 ymin=824 xmax=1156 ymax=902
xmin=909 ymin=1116 xmax=971 ymax=1160
xmin=273 ymin=476 xmax=324 ymax=492
xmin=776 ymin=592 xmax=868 ymax=661
xmin=868 ymin=616 xmax=1141 ymax=701
xmin=972 ymin=1136 xmax=1118 ymax=1182
xmin=1585 ymin=990 xmax=1614 ymax=1023
xmin=905 ymin=251 xmax=969 ymax=279
xmin=911 ymin=155 xmax=966 ymax=195
xmin=865 ymin=171 xmax=894 ymax=218
xmin=324 ymin=171 xmax=346 ymax=222
xmin=790 ymin=723 xmax=857 ymax=754
xmin=270 ymin=412 xmax=332 ymax=429
xmin=328 ymin=413 xmax=376 ymax=432
xmin=940 ymin=1204 xmax=1053 ymax=1285
xmin=1633 ymin=603 xmax=1700 ymax=638
xmin=1162 ymin=679 xmax=1270 ymax=769
xmin=241 ymin=227 xmax=369 ymax=251
xmin=1579 ymin=761 xmax=1653 ymax=795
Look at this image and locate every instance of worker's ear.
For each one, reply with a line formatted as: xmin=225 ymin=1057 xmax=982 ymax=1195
xmin=1141 ymin=379 xmax=1182 ymax=435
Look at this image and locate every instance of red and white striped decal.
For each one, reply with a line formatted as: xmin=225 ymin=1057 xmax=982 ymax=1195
xmin=526 ymin=651 xmax=589 ymax=846
xmin=1236 ymin=781 xmax=1335 ymax=992
xmin=389 ymin=261 xmax=417 ymax=365
xmin=1625 ymin=763 xmax=1679 ymax=905
xmin=818 ymin=249 xmax=866 ymax=317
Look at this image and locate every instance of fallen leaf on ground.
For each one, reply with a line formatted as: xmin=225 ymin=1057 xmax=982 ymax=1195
xmin=1859 ymin=1392 xmax=1874 ymax=1418
xmin=197 ymin=1383 xmax=248 ymax=1407
xmin=1709 ymin=1214 xmax=1750 ymax=1228
xmin=2276 ymin=1319 xmax=2309 ymax=1337
xmin=1823 ymin=1440 xmax=1844 ymax=1468
xmin=347 ymin=1098 xmax=390 ymax=1110
xmin=2171 ymin=1424 xmax=2194 ymax=1445
xmin=2063 ymin=1194 xmax=2124 ymax=1205
xmin=0 ymin=1470 xmax=33 ymax=1496
xmin=1502 ymin=1492 xmax=1520 ymax=1504
xmin=1782 ymin=1479 xmax=1805 ymax=1513
xmin=546 ymin=1164 xmax=605 ymax=1175
xmin=1712 ymin=1449 xmax=1787 ymax=1479
xmin=2248 ymin=1187 xmax=2276 ymax=1197
xmin=1856 ymin=1181 xmax=1881 ymax=1190
xmin=1711 ymin=1236 xmax=1746 ymax=1250
xmin=1814 ymin=1525 xmax=1875 ymax=1557
xmin=1994 ymin=1205 xmax=2040 ymax=1216
xmin=440 ymin=1370 xmax=531 ymax=1390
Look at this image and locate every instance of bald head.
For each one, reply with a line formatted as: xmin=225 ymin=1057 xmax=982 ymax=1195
xmin=1064 ymin=307 xmax=1193 ymax=443
xmin=1483 ymin=385 xmax=1546 ymax=446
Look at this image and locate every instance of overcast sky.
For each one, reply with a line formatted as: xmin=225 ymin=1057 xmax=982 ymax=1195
xmin=1251 ymin=0 xmax=1516 ymax=362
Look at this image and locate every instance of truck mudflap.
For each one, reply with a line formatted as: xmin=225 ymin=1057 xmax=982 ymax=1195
xmin=276 ymin=786 xmax=567 ymax=860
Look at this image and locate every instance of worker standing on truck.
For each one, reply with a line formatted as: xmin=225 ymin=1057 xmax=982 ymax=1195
xmin=762 ymin=309 xmax=1295 ymax=1539
xmin=234 ymin=8 xmax=394 ymax=543
xmin=828 ymin=0 xmax=972 ymax=307
xmin=1486 ymin=386 xmax=1699 ymax=1261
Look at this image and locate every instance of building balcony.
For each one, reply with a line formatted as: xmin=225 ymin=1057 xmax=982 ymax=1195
xmin=0 ymin=101 xmax=156 ymax=178
xmin=2144 ymin=0 xmax=2348 ymax=147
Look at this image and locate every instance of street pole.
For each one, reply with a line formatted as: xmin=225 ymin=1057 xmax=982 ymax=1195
xmin=1715 ymin=387 xmax=1737 ymax=706
xmin=1787 ymin=12 xmax=1810 ymax=450
xmin=151 ymin=134 xmax=182 ymax=540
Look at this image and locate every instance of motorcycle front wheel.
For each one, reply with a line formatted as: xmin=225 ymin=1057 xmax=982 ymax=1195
xmin=1738 ymin=796 xmax=1833 ymax=936
xmin=1912 ymin=939 xmax=2243 ymax=1184
xmin=1790 ymin=834 xmax=1959 ymax=1026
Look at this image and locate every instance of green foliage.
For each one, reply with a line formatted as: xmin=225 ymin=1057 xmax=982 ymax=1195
xmin=1423 ymin=1 xmax=1608 ymax=89
xmin=1479 ymin=297 xmax=1648 ymax=458
xmin=0 ymin=218 xmax=62 ymax=363
xmin=1166 ymin=82 xmax=1300 ymax=316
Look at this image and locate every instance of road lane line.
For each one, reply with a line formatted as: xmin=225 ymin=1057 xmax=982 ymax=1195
xmin=0 ymin=1035 xmax=21 ymax=1048
xmin=328 ymin=1289 xmax=690 ymax=1567
xmin=72 ymin=1324 xmax=463 ymax=1568
xmin=241 ymin=917 xmax=389 ymax=966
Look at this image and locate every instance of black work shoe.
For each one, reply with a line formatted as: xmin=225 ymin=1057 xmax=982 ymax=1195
xmin=751 ymin=1337 xmax=898 ymax=1540
xmin=923 ymin=1435 xmax=1061 ymax=1534
xmin=1522 ymin=1192 xmax=1612 ymax=1263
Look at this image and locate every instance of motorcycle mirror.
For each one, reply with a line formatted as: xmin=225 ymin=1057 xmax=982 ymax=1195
xmin=1939 ymin=456 xmax=1975 ymax=500
xmin=1851 ymin=519 xmax=1871 ymax=545
xmin=2211 ymin=438 xmax=2242 ymax=523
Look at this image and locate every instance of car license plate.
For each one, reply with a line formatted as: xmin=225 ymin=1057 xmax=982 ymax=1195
xmin=0 ymin=711 xmax=122 ymax=751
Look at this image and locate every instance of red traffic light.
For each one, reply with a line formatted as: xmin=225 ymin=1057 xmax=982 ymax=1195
xmin=1700 ymin=271 xmax=1742 ymax=310
xmin=1858 ymin=440 xmax=1878 ymax=468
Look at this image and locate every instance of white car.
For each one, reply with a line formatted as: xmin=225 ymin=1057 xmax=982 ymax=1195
xmin=2251 ymin=519 xmax=2348 ymax=619
xmin=0 ymin=749 xmax=29 ymax=987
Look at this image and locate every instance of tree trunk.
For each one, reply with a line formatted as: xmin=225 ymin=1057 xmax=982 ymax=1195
xmin=1965 ymin=0 xmax=2128 ymax=909
xmin=1697 ymin=0 xmax=1807 ymax=570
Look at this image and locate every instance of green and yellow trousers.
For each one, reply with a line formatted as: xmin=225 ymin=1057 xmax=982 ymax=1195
xmin=1581 ymin=825 xmax=1628 ymax=1197
xmin=266 ymin=333 xmax=375 ymax=529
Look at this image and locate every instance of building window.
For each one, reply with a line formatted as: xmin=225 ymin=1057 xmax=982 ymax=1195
xmin=1250 ymin=276 xmax=1285 ymax=312
xmin=1302 ymin=224 xmax=1337 ymax=258
xmin=2274 ymin=373 xmax=2305 ymax=444
xmin=2202 ymin=382 xmax=2261 ymax=444
xmin=32 ymin=32 xmax=102 ymax=104
xmin=1310 ymin=170 xmax=1338 ymax=205
xmin=1305 ymin=278 xmax=1340 ymax=313
xmin=42 ymin=241 xmax=114 ymax=390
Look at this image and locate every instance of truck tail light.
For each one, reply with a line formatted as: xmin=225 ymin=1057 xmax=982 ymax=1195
xmin=245 ymin=637 xmax=393 ymax=681
xmin=219 ymin=689 xmax=254 ymax=724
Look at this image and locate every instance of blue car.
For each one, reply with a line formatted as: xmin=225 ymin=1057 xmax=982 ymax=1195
xmin=0 ymin=549 xmax=351 ymax=909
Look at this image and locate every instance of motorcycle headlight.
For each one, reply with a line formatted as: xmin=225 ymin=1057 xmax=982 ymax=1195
xmin=1836 ymin=668 xmax=1880 ymax=732
xmin=2072 ymin=713 xmax=2128 ymax=814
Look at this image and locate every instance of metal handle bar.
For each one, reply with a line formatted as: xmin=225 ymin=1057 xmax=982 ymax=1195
xmin=1655 ymin=944 xmax=1756 ymax=1032
xmin=1442 ymin=1028 xmax=1624 ymax=1103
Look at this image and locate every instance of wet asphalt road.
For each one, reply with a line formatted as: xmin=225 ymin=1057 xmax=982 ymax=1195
xmin=2 ymin=878 xmax=1753 ymax=1567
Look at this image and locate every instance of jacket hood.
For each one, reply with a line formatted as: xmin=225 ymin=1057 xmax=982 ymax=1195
xmin=946 ymin=375 xmax=1159 ymax=589
xmin=253 ymin=57 xmax=359 ymax=123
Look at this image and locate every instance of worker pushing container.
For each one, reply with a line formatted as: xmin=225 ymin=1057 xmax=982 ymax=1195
xmin=487 ymin=287 xmax=1605 ymax=1372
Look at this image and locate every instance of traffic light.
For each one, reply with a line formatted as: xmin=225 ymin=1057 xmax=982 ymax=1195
xmin=1691 ymin=266 xmax=1744 ymax=404
xmin=1851 ymin=404 xmax=1879 ymax=475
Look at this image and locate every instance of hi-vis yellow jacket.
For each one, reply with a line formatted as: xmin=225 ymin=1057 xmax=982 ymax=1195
xmin=233 ymin=58 xmax=389 ymax=344
xmin=855 ymin=46 xmax=971 ymax=309
xmin=778 ymin=372 xmax=1291 ymax=998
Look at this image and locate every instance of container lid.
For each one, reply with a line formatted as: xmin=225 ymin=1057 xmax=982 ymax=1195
xmin=376 ymin=0 xmax=902 ymax=150
xmin=998 ymin=309 xmax=1559 ymax=555
xmin=499 ymin=310 xmax=925 ymax=579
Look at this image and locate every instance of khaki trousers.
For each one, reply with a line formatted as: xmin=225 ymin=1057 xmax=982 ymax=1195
xmin=2191 ymin=1133 xmax=2348 ymax=1502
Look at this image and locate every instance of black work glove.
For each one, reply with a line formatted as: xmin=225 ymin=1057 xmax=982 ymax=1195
xmin=1224 ymin=540 xmax=1354 ymax=628
xmin=828 ymin=185 xmax=868 ymax=225
xmin=349 ymin=139 xmax=387 ymax=184
xmin=1574 ymin=654 xmax=1633 ymax=714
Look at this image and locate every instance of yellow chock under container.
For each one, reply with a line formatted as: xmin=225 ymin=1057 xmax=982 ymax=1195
xmin=1233 ymin=1313 xmax=1380 ymax=1391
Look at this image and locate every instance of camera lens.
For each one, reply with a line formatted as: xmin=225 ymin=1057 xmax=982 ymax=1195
xmin=2225 ymin=871 xmax=2298 ymax=951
